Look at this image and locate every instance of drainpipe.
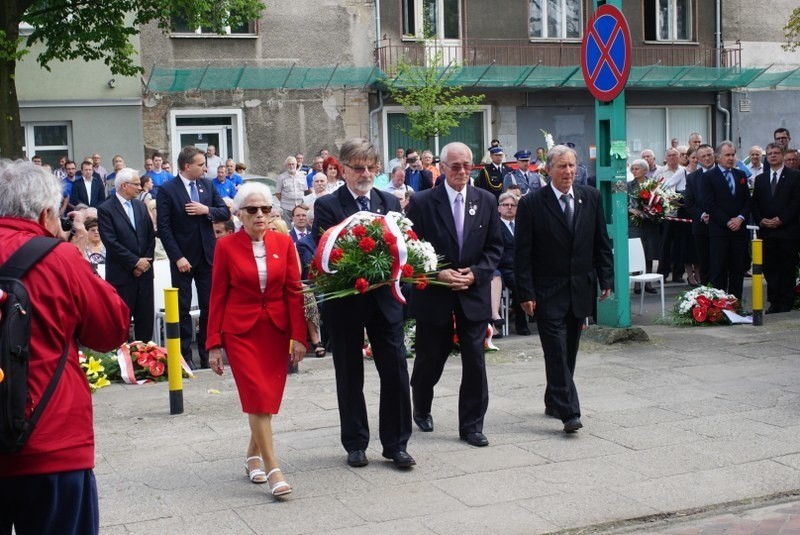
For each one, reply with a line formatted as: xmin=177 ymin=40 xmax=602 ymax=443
xmin=714 ymin=0 xmax=731 ymax=141
xmin=375 ymin=0 xmax=381 ymax=51
xmin=370 ymin=0 xmax=385 ymax=155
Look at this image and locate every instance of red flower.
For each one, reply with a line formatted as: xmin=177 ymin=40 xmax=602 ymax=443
xmin=707 ymin=307 xmax=722 ymax=323
xmin=310 ymin=257 xmax=320 ymax=272
xmin=406 ymin=230 xmax=418 ymax=241
xmin=383 ymin=230 xmax=397 ymax=245
xmin=358 ymin=237 xmax=376 ymax=253
xmin=692 ymin=305 xmax=707 ymax=323
xmin=739 ymin=178 xmax=746 ymax=185
xmin=137 ymin=355 xmax=152 ymax=367
xmin=329 ymin=248 xmax=344 ymax=264
xmin=415 ymin=275 xmax=429 ymax=290
xmin=354 ymin=277 xmax=370 ymax=293
xmin=351 ymin=225 xmax=367 ymax=238
xmin=150 ymin=360 xmax=165 ymax=377
xmin=696 ymin=295 xmax=711 ymax=307
xmin=640 ymin=190 xmax=652 ymax=200
xmin=401 ymin=263 xmax=414 ymax=277
xmin=712 ymin=298 xmax=727 ymax=309
xmin=653 ymin=204 xmax=663 ymax=213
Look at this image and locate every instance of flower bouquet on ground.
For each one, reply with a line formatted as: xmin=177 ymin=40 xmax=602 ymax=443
xmin=84 ymin=341 xmax=194 ymax=385
xmin=672 ymin=286 xmax=742 ymax=326
xmin=307 ymin=211 xmax=442 ymax=303
xmin=630 ymin=178 xmax=682 ymax=226
xmin=79 ymin=351 xmax=111 ymax=393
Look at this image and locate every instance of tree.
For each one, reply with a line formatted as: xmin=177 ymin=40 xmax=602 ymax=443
xmin=0 ymin=0 xmax=262 ymax=159
xmin=784 ymin=7 xmax=800 ymax=51
xmin=383 ymin=50 xmax=484 ymax=151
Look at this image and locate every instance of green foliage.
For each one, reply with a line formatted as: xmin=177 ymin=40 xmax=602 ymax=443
xmin=784 ymin=7 xmax=800 ymax=52
xmin=0 ymin=31 xmax=27 ymax=62
xmin=384 ymin=50 xmax=484 ymax=145
xmin=15 ymin=0 xmax=264 ymax=75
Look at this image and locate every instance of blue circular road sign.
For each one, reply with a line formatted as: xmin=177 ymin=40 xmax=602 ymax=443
xmin=581 ymin=5 xmax=632 ymax=102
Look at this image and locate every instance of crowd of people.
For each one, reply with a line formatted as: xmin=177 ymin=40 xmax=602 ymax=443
xmin=3 ymin=124 xmax=797 ymax=529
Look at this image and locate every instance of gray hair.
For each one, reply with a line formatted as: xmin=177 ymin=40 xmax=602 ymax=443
xmin=630 ymin=158 xmax=649 ymax=171
xmin=439 ymin=142 xmax=473 ymax=165
xmin=233 ymin=181 xmax=273 ymax=211
xmin=715 ymin=140 xmax=736 ymax=156
xmin=546 ymin=145 xmax=577 ymax=168
xmin=640 ymin=149 xmax=655 ymax=159
xmin=339 ymin=138 xmax=378 ymax=165
xmin=498 ymin=191 xmax=518 ymax=205
xmin=114 ymin=168 xmax=140 ymax=189
xmin=0 ymin=159 xmax=63 ymax=220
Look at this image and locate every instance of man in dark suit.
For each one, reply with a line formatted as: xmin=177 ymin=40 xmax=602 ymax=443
xmin=403 ymin=148 xmax=433 ymax=192
xmin=474 ymin=146 xmax=511 ymax=200
xmin=69 ymin=161 xmax=106 ymax=208
xmin=406 ymin=141 xmax=503 ymax=447
xmin=683 ymin=144 xmax=716 ymax=285
xmin=288 ymin=204 xmax=310 ymax=243
xmin=497 ymin=191 xmax=530 ymax=335
xmin=514 ymin=145 xmax=614 ymax=434
xmin=157 ymin=146 xmax=230 ymax=369
xmin=311 ymin=138 xmax=415 ymax=470
xmin=702 ymin=141 xmax=751 ymax=300
xmin=752 ymin=143 xmax=800 ymax=313
xmin=98 ymin=168 xmax=156 ymax=343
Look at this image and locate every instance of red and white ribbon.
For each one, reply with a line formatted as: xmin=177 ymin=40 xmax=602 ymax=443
xmin=316 ymin=210 xmax=409 ymax=304
xmin=116 ymin=345 xmax=194 ymax=384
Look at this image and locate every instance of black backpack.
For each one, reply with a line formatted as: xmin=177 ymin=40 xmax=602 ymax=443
xmin=0 ymin=236 xmax=67 ymax=454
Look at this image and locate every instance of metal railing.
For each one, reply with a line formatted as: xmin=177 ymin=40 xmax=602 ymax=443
xmin=376 ymin=38 xmax=741 ymax=72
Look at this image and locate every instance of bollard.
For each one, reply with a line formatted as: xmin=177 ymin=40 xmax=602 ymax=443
xmin=164 ymin=288 xmax=184 ymax=414
xmin=751 ymin=239 xmax=763 ymax=326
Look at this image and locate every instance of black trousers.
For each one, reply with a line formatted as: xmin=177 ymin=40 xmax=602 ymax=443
xmin=536 ymin=313 xmax=584 ymax=421
xmin=323 ymin=294 xmax=411 ymax=455
xmin=693 ymin=232 xmax=710 ymax=285
xmin=411 ymin=302 xmax=489 ymax=435
xmin=763 ymin=238 xmax=799 ymax=311
xmin=169 ymin=259 xmax=211 ymax=367
xmin=708 ymin=233 xmax=749 ymax=299
xmin=114 ymin=276 xmax=154 ymax=343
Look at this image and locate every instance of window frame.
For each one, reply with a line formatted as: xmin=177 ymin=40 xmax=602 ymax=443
xmin=528 ymin=0 xmax=583 ymax=41
xmin=644 ymin=0 xmax=694 ymax=44
xmin=401 ymin=0 xmax=462 ymax=42
xmin=169 ymin=10 xmax=257 ymax=38
xmin=21 ymin=122 xmax=72 ymax=166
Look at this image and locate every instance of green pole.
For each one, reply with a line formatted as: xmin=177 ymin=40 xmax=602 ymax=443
xmin=593 ymin=0 xmax=631 ymax=328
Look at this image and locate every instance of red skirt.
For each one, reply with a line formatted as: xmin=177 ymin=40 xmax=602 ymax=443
xmin=223 ymin=314 xmax=291 ymax=414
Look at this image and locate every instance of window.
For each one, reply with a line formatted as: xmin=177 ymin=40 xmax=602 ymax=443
xmin=529 ymin=0 xmax=582 ymax=40
xmin=402 ymin=0 xmax=460 ymax=40
xmin=169 ymin=109 xmax=245 ymax=175
xmin=626 ymin=106 xmax=709 ymax=158
xmin=645 ymin=0 xmax=692 ymax=42
xmin=21 ymin=123 xmax=72 ymax=168
xmin=171 ymin=8 xmax=255 ymax=36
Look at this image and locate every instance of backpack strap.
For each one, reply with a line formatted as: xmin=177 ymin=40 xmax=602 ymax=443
xmin=0 ymin=236 xmax=61 ymax=279
xmin=0 ymin=236 xmax=67 ymax=449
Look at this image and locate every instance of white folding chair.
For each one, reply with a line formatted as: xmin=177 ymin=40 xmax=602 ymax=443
xmin=628 ymin=237 xmax=665 ymax=316
xmin=152 ymin=260 xmax=201 ymax=345
xmin=500 ymin=287 xmax=510 ymax=337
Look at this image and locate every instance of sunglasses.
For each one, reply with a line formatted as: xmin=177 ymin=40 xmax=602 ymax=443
xmin=242 ymin=205 xmax=272 ymax=215
xmin=343 ymin=163 xmax=379 ymax=174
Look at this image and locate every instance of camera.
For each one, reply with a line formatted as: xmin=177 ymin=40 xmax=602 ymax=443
xmin=60 ymin=216 xmax=73 ymax=232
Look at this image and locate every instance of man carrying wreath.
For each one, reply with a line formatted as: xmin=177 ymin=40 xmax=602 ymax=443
xmin=311 ymin=138 xmax=415 ymax=470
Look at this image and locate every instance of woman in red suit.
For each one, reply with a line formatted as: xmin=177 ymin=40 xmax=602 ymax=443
xmin=207 ymin=182 xmax=306 ymax=498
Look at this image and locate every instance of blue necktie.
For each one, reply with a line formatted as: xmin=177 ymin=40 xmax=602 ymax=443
xmin=189 ymin=181 xmax=199 ymax=202
xmin=725 ymin=171 xmax=735 ymax=195
xmin=357 ymin=196 xmax=370 ymax=212
xmin=124 ymin=201 xmax=136 ymax=230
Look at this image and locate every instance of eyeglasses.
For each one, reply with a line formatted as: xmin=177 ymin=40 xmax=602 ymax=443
xmin=126 ymin=181 xmax=141 ymax=188
xmin=343 ymin=163 xmax=379 ymax=174
xmin=441 ymin=162 xmax=474 ymax=173
xmin=242 ymin=205 xmax=272 ymax=215
xmin=499 ymin=203 xmax=517 ymax=208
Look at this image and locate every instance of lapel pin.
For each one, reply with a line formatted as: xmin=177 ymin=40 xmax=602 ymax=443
xmin=578 ymin=199 xmax=583 ymax=204
xmin=469 ymin=207 xmax=476 ymax=216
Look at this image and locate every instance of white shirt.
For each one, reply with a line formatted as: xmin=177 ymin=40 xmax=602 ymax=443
xmin=387 ymin=158 xmax=404 ymax=172
xmin=769 ymin=166 xmax=784 ymax=187
xmin=82 ymin=176 xmax=94 ymax=200
xmin=550 ymin=183 xmax=574 ymax=214
xmin=443 ymin=181 xmax=467 ymax=229
xmin=205 ymin=155 xmax=222 ymax=178
xmin=656 ymin=165 xmax=687 ymax=191
xmin=502 ymin=218 xmax=515 ymax=235
xmin=252 ymin=241 xmax=267 ymax=291
xmin=386 ymin=182 xmax=413 ymax=194
xmin=180 ymin=175 xmax=197 ymax=199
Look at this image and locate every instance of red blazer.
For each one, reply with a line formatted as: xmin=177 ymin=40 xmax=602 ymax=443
xmin=206 ymin=229 xmax=305 ymax=350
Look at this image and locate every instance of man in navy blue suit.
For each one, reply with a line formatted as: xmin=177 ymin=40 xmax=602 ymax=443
xmin=157 ymin=146 xmax=230 ymax=368
xmin=702 ymin=141 xmax=750 ymax=299
xmin=407 ymin=141 xmax=503 ymax=448
xmin=98 ymin=168 xmax=156 ymax=343
xmin=69 ymin=160 xmax=106 ymax=208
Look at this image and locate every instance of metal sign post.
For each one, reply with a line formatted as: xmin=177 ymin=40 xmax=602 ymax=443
xmin=582 ymin=1 xmax=632 ymax=328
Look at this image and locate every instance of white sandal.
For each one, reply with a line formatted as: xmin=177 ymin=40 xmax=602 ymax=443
xmin=266 ymin=468 xmax=293 ymax=497
xmin=244 ymin=456 xmax=267 ymax=484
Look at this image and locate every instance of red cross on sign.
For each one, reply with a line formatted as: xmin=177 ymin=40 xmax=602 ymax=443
xmin=581 ymin=5 xmax=631 ymax=102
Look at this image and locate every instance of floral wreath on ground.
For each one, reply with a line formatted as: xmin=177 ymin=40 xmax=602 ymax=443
xmin=81 ymin=341 xmax=194 ymax=391
xmin=630 ymin=178 xmax=682 ymax=226
xmin=307 ymin=211 xmax=441 ymax=303
xmin=672 ymin=286 xmax=742 ymax=326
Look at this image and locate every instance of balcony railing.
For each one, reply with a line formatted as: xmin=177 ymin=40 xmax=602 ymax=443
xmin=376 ymin=38 xmax=741 ymax=73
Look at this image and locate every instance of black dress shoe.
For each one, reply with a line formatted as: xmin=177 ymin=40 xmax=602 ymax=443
xmin=383 ymin=450 xmax=416 ymax=468
xmin=493 ymin=318 xmax=505 ymax=329
xmin=644 ymin=285 xmax=657 ymax=294
xmin=413 ymin=413 xmax=433 ymax=432
xmin=544 ymin=407 xmax=560 ymax=419
xmin=493 ymin=331 xmax=504 ymax=339
xmin=516 ymin=328 xmax=531 ymax=336
xmin=346 ymin=450 xmax=368 ymax=467
xmin=563 ymin=417 xmax=583 ymax=433
xmin=633 ymin=287 xmax=642 ymax=295
xmin=460 ymin=432 xmax=489 ymax=447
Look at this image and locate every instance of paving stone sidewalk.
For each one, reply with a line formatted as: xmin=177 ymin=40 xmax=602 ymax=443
xmin=94 ymin=301 xmax=799 ymax=534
